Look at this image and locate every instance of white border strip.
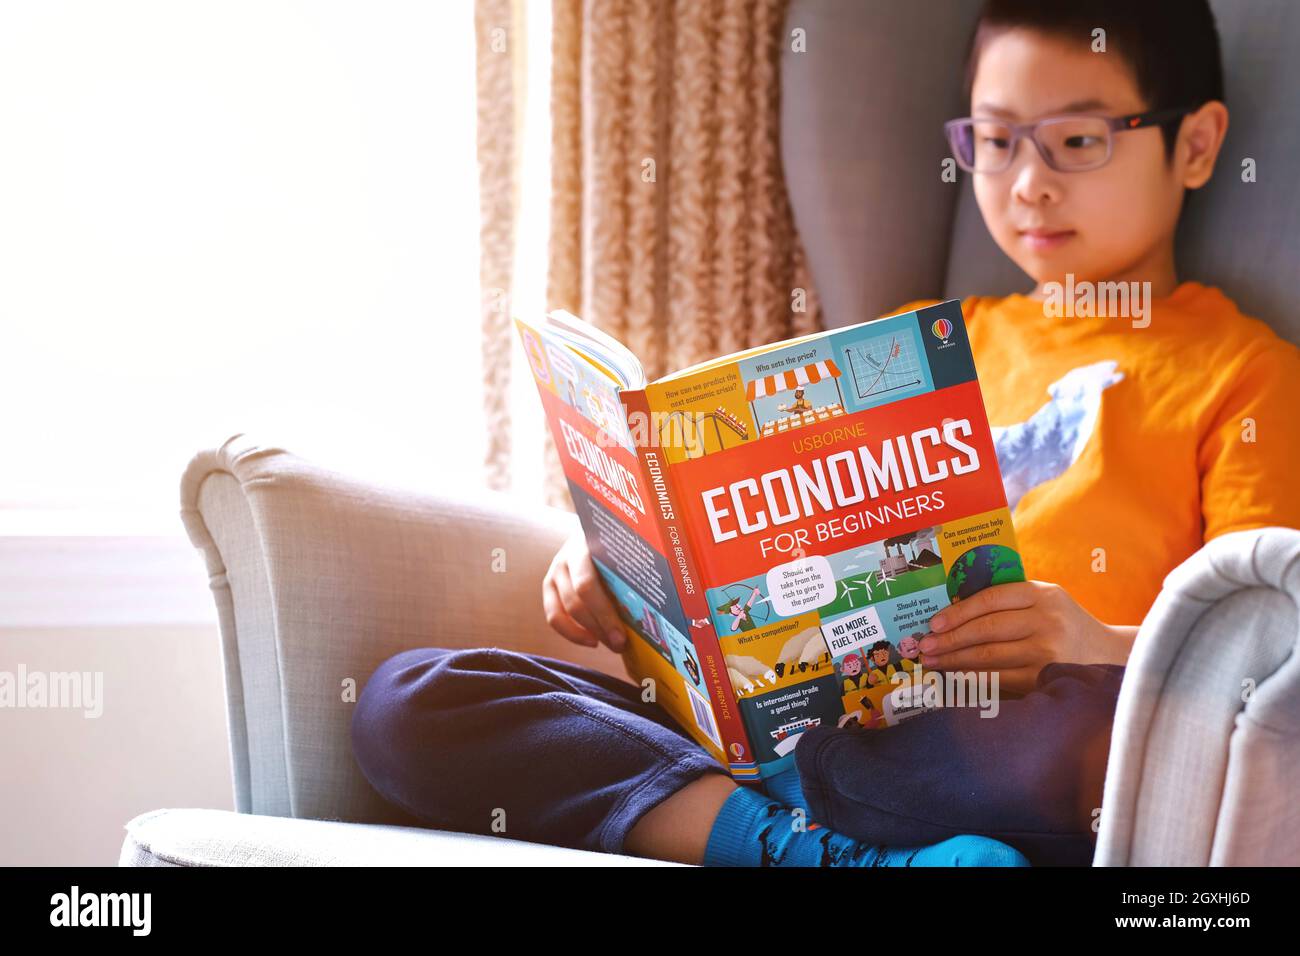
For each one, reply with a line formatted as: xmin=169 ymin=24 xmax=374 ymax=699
xmin=0 ymin=536 xmax=216 ymax=628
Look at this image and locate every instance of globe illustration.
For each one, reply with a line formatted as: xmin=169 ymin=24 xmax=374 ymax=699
xmin=945 ymin=544 xmax=1025 ymax=601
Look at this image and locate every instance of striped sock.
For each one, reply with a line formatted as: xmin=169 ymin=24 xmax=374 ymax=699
xmin=702 ymin=785 xmax=1028 ymax=868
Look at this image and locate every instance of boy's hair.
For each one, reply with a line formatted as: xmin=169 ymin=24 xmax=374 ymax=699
xmin=962 ymin=0 xmax=1225 ymax=160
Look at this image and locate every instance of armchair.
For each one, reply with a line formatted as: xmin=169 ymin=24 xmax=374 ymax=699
xmin=118 ymin=433 xmax=1299 ymax=865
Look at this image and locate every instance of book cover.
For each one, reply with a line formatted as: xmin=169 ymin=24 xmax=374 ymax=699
xmin=515 ymin=300 xmax=1025 ymax=784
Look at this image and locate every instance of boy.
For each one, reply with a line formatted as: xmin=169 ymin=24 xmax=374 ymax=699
xmin=351 ymin=0 xmax=1300 ymax=866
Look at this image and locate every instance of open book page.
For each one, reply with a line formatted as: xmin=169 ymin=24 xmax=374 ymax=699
xmin=540 ymin=309 xmax=647 ymax=390
xmin=648 ymin=302 xmax=925 ymax=385
xmin=651 ymin=327 xmax=831 ymax=384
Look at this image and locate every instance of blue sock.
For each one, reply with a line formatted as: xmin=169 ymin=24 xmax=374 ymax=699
xmin=702 ymin=785 xmax=1029 ymax=867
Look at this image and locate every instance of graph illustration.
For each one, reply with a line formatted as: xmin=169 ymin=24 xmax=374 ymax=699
xmin=845 ymin=334 xmax=924 ymax=400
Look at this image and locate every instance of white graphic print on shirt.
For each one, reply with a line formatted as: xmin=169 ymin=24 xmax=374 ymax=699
xmin=991 ymin=359 xmax=1125 ymax=511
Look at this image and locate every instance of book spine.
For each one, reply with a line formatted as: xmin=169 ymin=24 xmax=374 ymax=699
xmin=621 ymin=388 xmax=759 ymax=783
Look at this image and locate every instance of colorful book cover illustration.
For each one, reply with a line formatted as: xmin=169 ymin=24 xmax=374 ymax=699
xmin=514 ymin=301 xmax=1025 ymax=784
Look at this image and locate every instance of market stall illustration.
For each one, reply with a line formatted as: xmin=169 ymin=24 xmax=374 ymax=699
xmin=745 ymin=358 xmax=846 ymax=437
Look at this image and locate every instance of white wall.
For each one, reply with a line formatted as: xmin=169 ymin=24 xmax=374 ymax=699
xmin=0 ymin=623 xmax=232 ymax=866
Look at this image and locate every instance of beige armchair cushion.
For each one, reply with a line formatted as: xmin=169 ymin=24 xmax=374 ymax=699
xmin=180 ymin=433 xmax=629 ymax=825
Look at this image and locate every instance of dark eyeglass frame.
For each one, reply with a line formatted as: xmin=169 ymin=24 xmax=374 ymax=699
xmin=943 ymin=107 xmax=1195 ymax=173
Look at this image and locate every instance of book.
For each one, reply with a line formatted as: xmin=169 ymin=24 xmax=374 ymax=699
xmin=514 ymin=300 xmax=1025 ymax=784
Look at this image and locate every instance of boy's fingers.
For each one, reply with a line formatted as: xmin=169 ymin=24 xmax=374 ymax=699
xmin=553 ymin=563 xmax=605 ymax=642
xmin=558 ymin=564 xmax=626 ymax=653
xmin=928 ymin=582 xmax=1037 ymax=634
xmin=569 ymin=559 xmax=627 ymax=650
xmin=544 ymin=593 xmax=598 ymax=647
xmin=545 ymin=571 xmax=600 ymax=647
xmin=924 ymin=640 xmax=1034 ymax=673
xmin=925 ymin=608 xmax=1034 ymax=660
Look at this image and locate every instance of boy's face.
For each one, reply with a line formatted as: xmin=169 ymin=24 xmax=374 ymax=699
xmin=969 ymin=29 xmax=1186 ymax=291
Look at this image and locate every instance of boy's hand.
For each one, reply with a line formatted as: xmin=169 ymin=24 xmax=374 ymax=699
xmin=542 ymin=527 xmax=627 ymax=653
xmin=920 ymin=581 xmax=1136 ymax=695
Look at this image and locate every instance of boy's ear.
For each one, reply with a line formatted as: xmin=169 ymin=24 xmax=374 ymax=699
xmin=1179 ymin=100 xmax=1230 ymax=190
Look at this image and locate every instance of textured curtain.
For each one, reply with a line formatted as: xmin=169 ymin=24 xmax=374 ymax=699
xmin=476 ymin=0 xmax=822 ymax=504
xmin=475 ymin=0 xmax=526 ymax=492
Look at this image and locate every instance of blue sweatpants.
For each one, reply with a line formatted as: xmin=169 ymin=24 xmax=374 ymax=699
xmin=350 ymin=646 xmax=1120 ymax=865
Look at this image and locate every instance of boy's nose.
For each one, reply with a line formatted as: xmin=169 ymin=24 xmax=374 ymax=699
xmin=1008 ymin=154 xmax=1060 ymax=206
xmin=1010 ymin=145 xmax=1064 ymax=206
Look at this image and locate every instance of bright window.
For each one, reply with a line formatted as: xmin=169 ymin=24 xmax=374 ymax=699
xmin=0 ymin=0 xmax=501 ymax=535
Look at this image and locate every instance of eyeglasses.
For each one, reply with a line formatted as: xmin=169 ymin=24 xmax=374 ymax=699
xmin=943 ymin=108 xmax=1194 ymax=173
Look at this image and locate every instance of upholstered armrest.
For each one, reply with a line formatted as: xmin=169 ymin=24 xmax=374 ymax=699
xmin=1095 ymin=527 xmax=1300 ymax=865
xmin=180 ymin=434 xmax=628 ymax=824
xmin=119 ymin=808 xmax=677 ymax=866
